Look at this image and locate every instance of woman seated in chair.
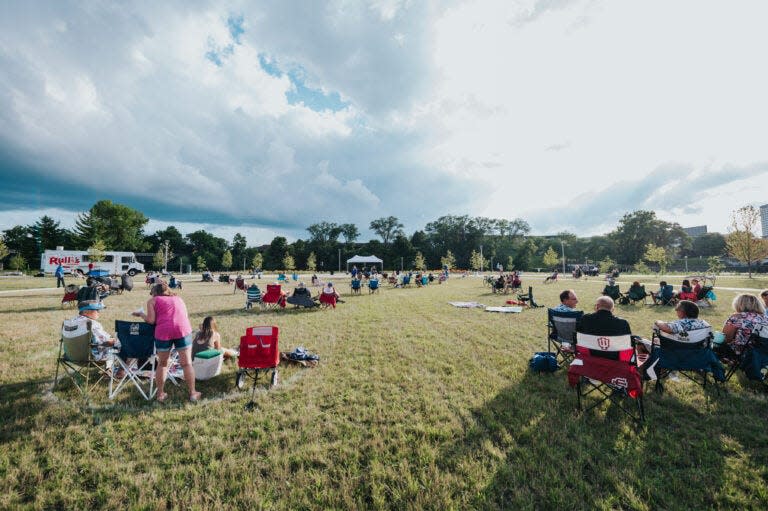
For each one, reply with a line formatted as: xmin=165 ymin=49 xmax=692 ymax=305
xmin=676 ymin=279 xmax=696 ymax=301
xmin=718 ymin=294 xmax=768 ymax=360
xmin=192 ymin=316 xmax=237 ymax=360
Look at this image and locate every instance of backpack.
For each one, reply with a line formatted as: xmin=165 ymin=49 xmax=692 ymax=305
xmin=529 ymin=352 xmax=558 ymax=373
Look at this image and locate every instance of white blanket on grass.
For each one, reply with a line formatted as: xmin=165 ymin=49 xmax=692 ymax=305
xmin=485 ymin=306 xmax=523 ymax=313
xmin=448 ymin=301 xmax=485 ymax=308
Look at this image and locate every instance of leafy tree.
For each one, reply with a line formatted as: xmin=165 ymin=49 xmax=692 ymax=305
xmin=144 ymin=226 xmax=185 ymax=254
xmin=264 ymin=237 xmax=289 ymax=270
xmin=726 ymin=205 xmax=768 ymax=278
xmin=339 ymin=224 xmax=359 ymax=245
xmin=153 ymin=249 xmax=165 ymax=270
xmin=307 ymin=222 xmax=342 ymax=244
xmin=542 ymin=246 xmax=559 ymax=268
xmin=221 ymin=250 xmax=233 ymax=271
xmin=634 ymin=261 xmax=650 ymax=274
xmin=707 ymin=256 xmax=725 ymax=279
xmin=424 ymin=215 xmax=485 ymax=269
xmin=514 ymin=239 xmax=537 ymax=271
xmin=413 ymin=252 xmax=426 ymax=271
xmin=31 ymin=215 xmax=71 ymax=251
xmin=440 ymin=250 xmax=456 ymax=270
xmin=73 ymin=200 xmax=149 ymax=251
xmin=689 ymin=233 xmax=726 ymax=257
xmin=2 ymin=225 xmax=36 ymax=265
xmin=506 ymin=255 xmax=515 ymax=271
xmin=231 ymin=233 xmax=247 ymax=262
xmin=643 ymin=243 xmax=671 ymax=275
xmin=598 ymin=257 xmax=616 ymax=274
xmin=9 ymin=254 xmax=26 ymax=271
xmin=306 ymin=252 xmax=317 ymax=271
xmin=0 ymin=237 xmax=8 ymax=269
xmin=196 ymin=256 xmax=207 ymax=271
xmin=251 ymin=252 xmax=263 ymax=271
xmin=469 ymin=250 xmax=486 ymax=271
xmin=370 ymin=216 xmax=404 ymax=246
xmin=283 ymin=253 xmax=295 ymax=271
xmin=607 ymin=210 xmax=689 ymax=265
xmin=88 ymin=239 xmax=107 ymax=262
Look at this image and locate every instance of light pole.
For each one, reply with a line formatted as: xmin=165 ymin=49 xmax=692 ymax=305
xmin=684 ymin=255 xmax=688 ymax=273
xmin=162 ymin=240 xmax=170 ymax=273
xmin=560 ymin=240 xmax=566 ymax=274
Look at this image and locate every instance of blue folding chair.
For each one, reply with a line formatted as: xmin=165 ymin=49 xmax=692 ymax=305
xmin=368 ymin=278 xmax=379 ymax=294
xmin=110 ymin=321 xmax=157 ymax=400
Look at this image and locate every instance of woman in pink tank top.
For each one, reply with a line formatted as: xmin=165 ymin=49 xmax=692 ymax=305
xmin=133 ymin=281 xmax=200 ymax=403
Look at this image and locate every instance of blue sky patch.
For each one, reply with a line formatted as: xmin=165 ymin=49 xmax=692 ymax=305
xmin=258 ymin=55 xmax=348 ymax=112
xmin=227 ymin=15 xmax=244 ymax=44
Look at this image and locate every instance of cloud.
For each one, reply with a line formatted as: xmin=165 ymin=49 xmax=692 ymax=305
xmin=527 ymin=161 xmax=768 ymax=234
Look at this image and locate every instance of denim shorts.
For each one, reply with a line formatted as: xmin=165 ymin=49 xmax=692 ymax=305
xmin=155 ymin=333 xmax=192 ymax=352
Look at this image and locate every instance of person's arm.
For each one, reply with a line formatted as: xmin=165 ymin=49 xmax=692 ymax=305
xmin=654 ymin=320 xmax=673 ymax=334
xmin=132 ymin=297 xmax=157 ymax=324
xmin=212 ymin=332 xmax=222 ymax=350
xmin=722 ymin=321 xmax=738 ymax=344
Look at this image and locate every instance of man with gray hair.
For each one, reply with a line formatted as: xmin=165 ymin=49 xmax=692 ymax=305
xmin=576 ymin=296 xmax=632 ymax=337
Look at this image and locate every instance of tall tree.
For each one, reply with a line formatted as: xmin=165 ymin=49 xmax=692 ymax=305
xmin=339 ymin=223 xmax=359 ymax=245
xmin=264 ymin=237 xmax=289 ymax=271
xmin=221 ymin=250 xmax=233 ymax=271
xmin=726 ymin=205 xmax=768 ymax=278
xmin=231 ymin=233 xmax=247 ymax=266
xmin=0 ymin=237 xmax=9 ymax=270
xmin=607 ymin=210 xmax=689 ymax=265
xmin=689 ymin=233 xmax=727 ymax=257
xmin=73 ymin=200 xmax=149 ymax=251
xmin=31 ymin=215 xmax=70 ymax=251
xmin=369 ymin=216 xmax=404 ymax=246
xmin=542 ymin=247 xmax=559 ymax=269
xmin=643 ymin=243 xmax=671 ymax=275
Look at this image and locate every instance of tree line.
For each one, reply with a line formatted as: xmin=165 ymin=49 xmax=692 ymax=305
xmin=1 ymin=200 xmax=766 ymax=275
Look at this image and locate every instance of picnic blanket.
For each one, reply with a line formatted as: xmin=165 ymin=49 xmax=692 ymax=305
xmin=485 ymin=306 xmax=523 ymax=313
xmin=448 ymin=301 xmax=485 ymax=308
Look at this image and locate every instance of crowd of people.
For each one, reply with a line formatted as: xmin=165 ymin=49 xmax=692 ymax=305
xmin=553 ymin=284 xmax=768 ymax=378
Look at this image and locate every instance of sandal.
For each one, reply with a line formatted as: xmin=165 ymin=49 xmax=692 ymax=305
xmin=156 ymin=392 xmax=168 ymax=403
xmin=189 ymin=391 xmax=201 ymax=403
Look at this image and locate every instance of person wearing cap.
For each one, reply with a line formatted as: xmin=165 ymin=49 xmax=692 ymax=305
xmin=322 ymin=281 xmax=340 ymax=299
xmin=68 ymin=300 xmax=120 ymax=361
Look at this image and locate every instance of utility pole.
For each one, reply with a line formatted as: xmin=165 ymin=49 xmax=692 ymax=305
xmin=338 ymin=248 xmax=341 ymax=273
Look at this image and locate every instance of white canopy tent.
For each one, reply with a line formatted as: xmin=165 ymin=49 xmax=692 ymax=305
xmin=346 ymin=255 xmax=383 ymax=272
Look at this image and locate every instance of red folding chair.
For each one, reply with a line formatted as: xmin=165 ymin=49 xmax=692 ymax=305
xmin=236 ymin=326 xmax=280 ymax=410
xmin=319 ymin=292 xmax=337 ymax=308
xmin=261 ymin=284 xmax=286 ymax=309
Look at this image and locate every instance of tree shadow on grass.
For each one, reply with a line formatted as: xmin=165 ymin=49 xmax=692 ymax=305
xmin=439 ymin=370 xmax=733 ymax=510
xmin=0 ymin=379 xmax=49 ymax=445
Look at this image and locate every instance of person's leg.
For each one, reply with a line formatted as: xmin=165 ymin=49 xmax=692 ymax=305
xmin=176 ymin=346 xmax=199 ymax=399
xmin=155 ymin=350 xmax=170 ymax=399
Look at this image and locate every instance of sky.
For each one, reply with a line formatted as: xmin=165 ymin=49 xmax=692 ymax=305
xmin=1 ymin=0 xmax=767 ymax=246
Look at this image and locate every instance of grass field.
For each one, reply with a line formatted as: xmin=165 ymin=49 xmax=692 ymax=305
xmin=1 ymin=273 xmax=767 ymax=510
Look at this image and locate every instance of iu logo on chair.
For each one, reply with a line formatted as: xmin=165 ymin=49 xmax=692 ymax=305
xmin=597 ymin=336 xmax=611 ymax=350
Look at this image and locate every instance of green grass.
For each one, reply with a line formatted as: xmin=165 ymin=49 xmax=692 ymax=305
xmin=1 ymin=274 xmax=767 ymax=510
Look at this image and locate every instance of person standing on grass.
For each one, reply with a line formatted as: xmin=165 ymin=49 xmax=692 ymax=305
xmin=55 ymin=263 xmax=65 ymax=288
xmin=133 ymin=281 xmax=200 ymax=403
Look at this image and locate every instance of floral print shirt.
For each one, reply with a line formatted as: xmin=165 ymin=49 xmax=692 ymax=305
xmin=724 ymin=312 xmax=768 ymax=352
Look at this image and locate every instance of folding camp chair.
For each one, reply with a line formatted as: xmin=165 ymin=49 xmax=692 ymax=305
xmin=261 ymin=284 xmax=286 ymax=309
xmin=402 ymin=275 xmax=411 ymax=287
xmin=277 ymin=273 xmax=288 ymax=284
xmin=567 ymin=332 xmax=645 ymax=422
xmin=602 ymin=285 xmax=622 ymax=301
xmin=518 ymin=286 xmax=542 ymax=308
xmin=234 ymin=277 xmax=247 ymax=294
xmin=368 ymin=278 xmax=380 ymax=294
xmin=319 ymin=292 xmax=337 ymax=308
xmin=722 ymin=325 xmax=768 ymax=384
xmin=626 ymin=286 xmax=648 ymax=305
xmin=53 ymin=319 xmax=114 ymax=401
xmin=245 ymin=285 xmax=262 ymax=310
xmin=109 ymin=320 xmax=157 ymax=400
xmin=61 ymin=284 xmax=80 ymax=308
xmin=646 ymin=327 xmax=724 ymax=394
xmin=548 ymin=309 xmax=584 ymax=366
xmin=351 ymin=279 xmax=362 ymax=295
xmin=236 ymin=326 xmax=279 ymax=410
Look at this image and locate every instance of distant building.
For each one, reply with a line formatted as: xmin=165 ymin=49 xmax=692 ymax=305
xmin=683 ymin=225 xmax=707 ymax=238
xmin=761 ymin=204 xmax=768 ymax=238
